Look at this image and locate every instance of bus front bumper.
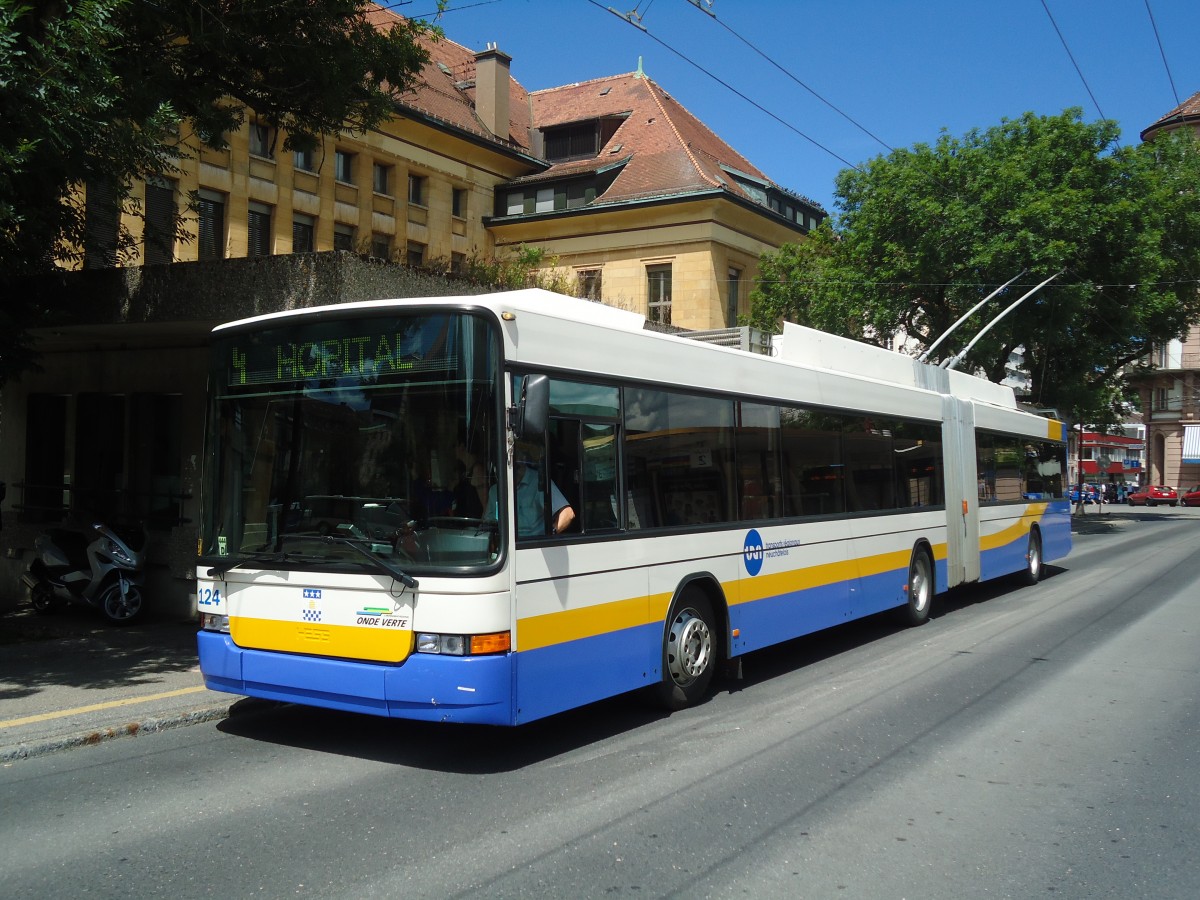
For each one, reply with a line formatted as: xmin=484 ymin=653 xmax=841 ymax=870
xmin=197 ymin=630 xmax=515 ymax=725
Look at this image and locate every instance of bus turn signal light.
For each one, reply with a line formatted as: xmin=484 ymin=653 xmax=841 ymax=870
xmin=470 ymin=631 xmax=511 ymax=655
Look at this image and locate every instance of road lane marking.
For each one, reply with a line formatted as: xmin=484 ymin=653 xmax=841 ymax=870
xmin=0 ymin=686 xmax=210 ymax=729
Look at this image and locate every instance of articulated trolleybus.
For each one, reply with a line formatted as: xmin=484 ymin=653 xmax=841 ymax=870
xmin=196 ymin=289 xmax=1070 ymax=725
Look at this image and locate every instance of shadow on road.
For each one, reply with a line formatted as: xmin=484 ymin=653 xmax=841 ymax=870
xmin=218 ymin=568 xmax=1065 ymax=772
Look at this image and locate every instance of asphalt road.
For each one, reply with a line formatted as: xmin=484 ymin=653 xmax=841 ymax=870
xmin=2 ymin=510 xmax=1198 ymax=899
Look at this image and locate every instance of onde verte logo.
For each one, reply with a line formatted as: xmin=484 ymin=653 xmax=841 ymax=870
xmin=743 ymin=529 xmax=764 ymax=576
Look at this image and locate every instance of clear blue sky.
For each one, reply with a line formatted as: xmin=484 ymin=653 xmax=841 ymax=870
xmin=406 ymin=0 xmax=1200 ymax=216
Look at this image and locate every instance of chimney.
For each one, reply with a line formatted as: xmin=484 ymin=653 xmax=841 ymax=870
xmin=474 ymin=43 xmax=511 ymax=140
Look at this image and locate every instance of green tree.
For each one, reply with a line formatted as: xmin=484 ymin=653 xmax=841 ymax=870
xmin=0 ymin=0 xmax=435 ymax=381
xmin=749 ymin=110 xmax=1200 ymax=425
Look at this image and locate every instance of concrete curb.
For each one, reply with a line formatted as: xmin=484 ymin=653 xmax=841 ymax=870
xmin=1 ymin=702 xmax=236 ymax=763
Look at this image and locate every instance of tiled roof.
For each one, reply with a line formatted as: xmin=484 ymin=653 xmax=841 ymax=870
xmin=365 ymin=5 xmax=821 ymax=213
xmin=1141 ymin=90 xmax=1200 ymax=140
xmin=365 ymin=5 xmax=533 ymax=153
xmin=527 ymin=72 xmax=818 ymax=210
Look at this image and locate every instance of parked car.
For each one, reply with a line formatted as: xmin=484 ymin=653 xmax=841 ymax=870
xmin=1181 ymin=486 xmax=1200 ymax=507
xmin=1127 ymin=485 xmax=1178 ymax=507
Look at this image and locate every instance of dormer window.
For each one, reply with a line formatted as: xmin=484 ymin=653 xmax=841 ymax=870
xmin=542 ymin=115 xmax=627 ymax=162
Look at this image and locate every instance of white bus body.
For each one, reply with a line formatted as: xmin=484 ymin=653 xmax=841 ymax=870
xmin=196 ymin=290 xmax=1070 ymax=724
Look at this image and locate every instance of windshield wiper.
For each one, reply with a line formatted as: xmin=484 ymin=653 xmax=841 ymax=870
xmin=314 ymin=534 xmax=419 ymax=589
xmin=206 ymin=550 xmax=326 ymax=579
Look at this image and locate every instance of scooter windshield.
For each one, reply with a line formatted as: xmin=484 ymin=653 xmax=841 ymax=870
xmin=201 ymin=309 xmax=503 ymax=575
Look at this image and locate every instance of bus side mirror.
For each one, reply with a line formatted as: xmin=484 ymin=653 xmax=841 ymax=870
xmin=518 ymin=374 xmax=549 ymax=440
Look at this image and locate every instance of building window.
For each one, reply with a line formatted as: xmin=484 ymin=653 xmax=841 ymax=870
xmin=406 ymin=241 xmax=425 ymax=267
xmin=249 ymin=123 xmax=273 ymax=158
xmin=84 ymin=178 xmax=119 ymax=269
xmin=451 ymin=251 xmax=466 ymax=275
xmin=335 ymin=150 xmax=354 ymax=184
xmin=293 ymin=147 xmax=315 ymax=172
xmin=647 ymin=264 xmax=672 ymax=326
xmin=504 ymin=182 xmax=596 ymax=217
xmin=370 ymin=232 xmax=391 ymax=259
xmin=143 ymin=178 xmax=177 ymax=265
xmin=726 ymin=268 xmax=741 ymax=326
xmin=565 ymin=182 xmax=594 ymax=209
xmin=452 ymin=187 xmax=467 ymax=218
xmin=372 ymin=163 xmax=391 ymax=195
xmin=542 ymin=117 xmax=623 ymax=163
xmin=333 ymin=223 xmax=355 ymax=252
xmin=196 ymin=190 xmax=225 ymax=260
xmin=292 ymin=214 xmax=315 ymax=253
xmin=1154 ymin=387 xmax=1169 ymax=411
xmin=579 ymin=268 xmax=602 ymax=301
xmin=247 ymin=202 xmax=272 ymax=257
xmin=408 ymin=174 xmax=426 ymax=206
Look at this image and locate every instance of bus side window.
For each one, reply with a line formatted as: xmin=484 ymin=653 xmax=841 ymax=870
xmin=581 ymin=422 xmax=619 ymax=531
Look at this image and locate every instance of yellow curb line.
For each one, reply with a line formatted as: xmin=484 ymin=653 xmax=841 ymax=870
xmin=0 ymin=685 xmax=210 ymax=729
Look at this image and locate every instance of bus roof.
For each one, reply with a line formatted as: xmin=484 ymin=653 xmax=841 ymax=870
xmin=214 ymin=288 xmax=1044 ymax=426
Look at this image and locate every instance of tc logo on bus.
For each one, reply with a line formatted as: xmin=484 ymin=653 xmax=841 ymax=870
xmin=743 ymin=529 xmax=764 ymax=576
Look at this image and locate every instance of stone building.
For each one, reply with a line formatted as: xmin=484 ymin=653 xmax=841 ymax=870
xmin=1135 ymin=92 xmax=1200 ymax=488
xmin=0 ymin=6 xmax=823 ymax=614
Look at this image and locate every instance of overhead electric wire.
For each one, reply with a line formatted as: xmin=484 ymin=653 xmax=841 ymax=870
xmin=584 ymin=0 xmax=864 ymax=172
xmin=690 ymin=3 xmax=894 ymax=155
xmin=1144 ymin=0 xmax=1181 ymax=108
xmin=1039 ymin=0 xmax=1110 ymax=126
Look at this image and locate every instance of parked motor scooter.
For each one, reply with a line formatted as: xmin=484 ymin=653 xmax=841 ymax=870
xmin=22 ymin=521 xmax=147 ymax=625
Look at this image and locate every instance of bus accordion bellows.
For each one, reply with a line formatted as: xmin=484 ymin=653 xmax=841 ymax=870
xmin=195 ymin=288 xmax=1071 ymax=725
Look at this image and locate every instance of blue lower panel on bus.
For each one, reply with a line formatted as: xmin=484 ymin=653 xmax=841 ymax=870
xmin=731 ymin=578 xmax=853 ymax=656
xmin=197 ymin=631 xmax=515 ymax=725
xmin=514 ymin=620 xmax=661 ymax=724
xmin=1041 ymin=503 xmax=1073 ymax=563
xmin=980 ymin=535 xmax=1028 ymax=583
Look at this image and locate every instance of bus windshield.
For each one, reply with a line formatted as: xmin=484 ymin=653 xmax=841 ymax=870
xmin=201 ymin=310 xmax=503 ymax=574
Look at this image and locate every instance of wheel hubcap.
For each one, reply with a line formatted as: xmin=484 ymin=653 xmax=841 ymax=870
xmin=666 ymin=609 xmax=712 ymax=686
xmin=911 ymin=559 xmax=930 ymax=611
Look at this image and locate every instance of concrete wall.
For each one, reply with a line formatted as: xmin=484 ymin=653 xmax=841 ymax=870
xmin=0 ymin=253 xmax=497 ymax=618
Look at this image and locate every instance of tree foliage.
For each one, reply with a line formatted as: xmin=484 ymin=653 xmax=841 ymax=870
xmin=0 ymin=0 xmax=434 ymax=381
xmin=749 ymin=110 xmax=1200 ymax=425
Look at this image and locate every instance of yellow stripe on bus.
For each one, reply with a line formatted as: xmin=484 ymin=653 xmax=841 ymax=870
xmin=735 ymin=557 xmax=860 ymax=605
xmin=230 ymin=617 xmax=414 ymax=663
xmin=979 ymin=504 xmax=1046 ymax=552
xmin=517 ymin=537 xmax=969 ymax=653
xmin=517 ymin=593 xmax=670 ymax=653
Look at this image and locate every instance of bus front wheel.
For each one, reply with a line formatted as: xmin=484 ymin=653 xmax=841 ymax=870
xmin=655 ymin=589 xmax=716 ymax=710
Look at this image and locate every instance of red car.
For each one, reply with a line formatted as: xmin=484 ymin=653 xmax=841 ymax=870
xmin=1127 ymin=485 xmax=1178 ymax=507
xmin=1181 ymin=486 xmax=1200 ymax=507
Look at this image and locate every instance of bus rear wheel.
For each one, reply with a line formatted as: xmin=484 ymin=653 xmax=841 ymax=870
xmin=655 ymin=589 xmax=716 ymax=710
xmin=1020 ymin=528 xmax=1043 ymax=586
xmin=901 ymin=547 xmax=934 ymax=626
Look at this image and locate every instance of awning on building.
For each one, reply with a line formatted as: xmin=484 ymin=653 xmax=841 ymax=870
xmin=1184 ymin=425 xmax=1200 ymax=465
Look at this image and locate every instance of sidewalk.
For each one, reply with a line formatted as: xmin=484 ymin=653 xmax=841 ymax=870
xmin=0 ymin=603 xmax=250 ymax=762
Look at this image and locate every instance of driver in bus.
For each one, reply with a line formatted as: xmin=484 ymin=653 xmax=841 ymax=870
xmin=486 ymin=443 xmax=575 ymax=538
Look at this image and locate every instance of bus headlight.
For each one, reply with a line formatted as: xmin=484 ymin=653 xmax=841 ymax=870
xmin=417 ymin=633 xmax=466 ymax=655
xmin=201 ymin=613 xmax=231 ymax=633
xmin=416 ymin=631 xmax=510 ymax=656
